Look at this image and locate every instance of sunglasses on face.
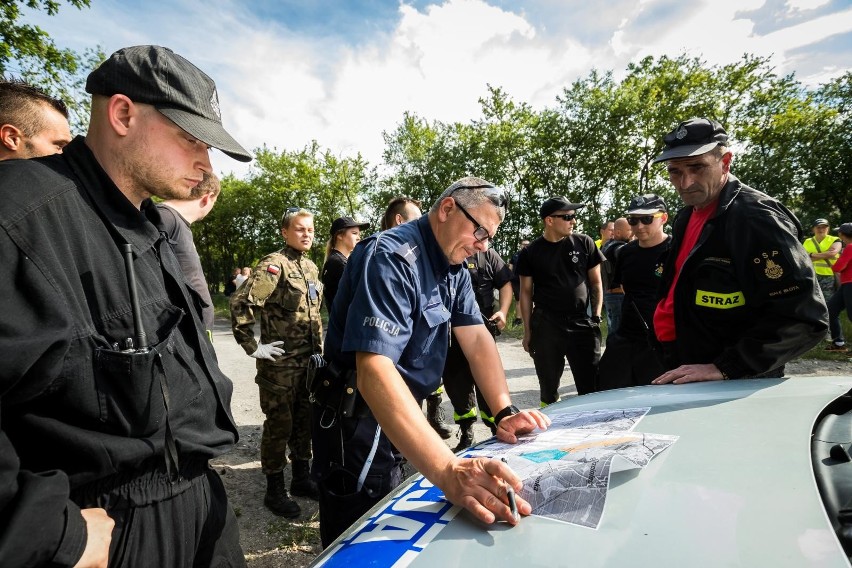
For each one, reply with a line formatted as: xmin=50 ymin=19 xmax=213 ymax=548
xmin=550 ymin=214 xmax=576 ymax=221
xmin=627 ymin=212 xmax=664 ymax=226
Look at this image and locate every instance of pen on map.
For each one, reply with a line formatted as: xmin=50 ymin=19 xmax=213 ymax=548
xmin=501 ymin=457 xmax=520 ymax=521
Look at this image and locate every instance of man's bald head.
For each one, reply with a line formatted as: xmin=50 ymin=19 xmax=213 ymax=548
xmin=613 ymin=218 xmax=632 ymax=242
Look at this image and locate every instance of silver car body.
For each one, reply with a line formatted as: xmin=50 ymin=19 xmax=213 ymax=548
xmin=312 ymin=377 xmax=852 ymax=567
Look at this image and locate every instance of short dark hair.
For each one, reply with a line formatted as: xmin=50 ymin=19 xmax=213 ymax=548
xmin=381 ymin=196 xmax=422 ymax=230
xmin=0 ymin=77 xmax=69 ymax=136
xmin=189 ymin=172 xmax=221 ymax=200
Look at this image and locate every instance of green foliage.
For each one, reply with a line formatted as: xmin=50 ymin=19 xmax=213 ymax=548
xmin=1 ymin=0 xmax=98 ymax=133
xmin=196 ymin=143 xmax=377 ymax=292
xmin=5 ymin=0 xmax=848 ymax=278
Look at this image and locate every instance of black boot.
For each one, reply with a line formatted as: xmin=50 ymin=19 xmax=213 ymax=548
xmin=426 ymin=393 xmax=453 ymax=440
xmin=453 ymin=419 xmax=475 ymax=453
xmin=290 ymin=460 xmax=320 ymax=501
xmin=265 ymin=472 xmax=301 ymax=518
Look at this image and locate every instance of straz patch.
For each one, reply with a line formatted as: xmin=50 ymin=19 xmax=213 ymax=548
xmin=315 ymin=476 xmax=460 ymax=568
xmin=695 ymin=290 xmax=745 ymax=309
xmin=266 ymin=265 xmax=281 ymax=275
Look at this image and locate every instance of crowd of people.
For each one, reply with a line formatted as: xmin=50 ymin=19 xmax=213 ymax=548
xmin=0 ymin=44 xmax=848 ymax=567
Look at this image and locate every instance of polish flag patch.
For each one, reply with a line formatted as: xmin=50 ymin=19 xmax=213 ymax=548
xmin=266 ymin=265 xmax=281 ymax=275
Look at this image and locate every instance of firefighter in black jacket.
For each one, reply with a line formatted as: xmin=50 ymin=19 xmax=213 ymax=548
xmin=650 ymin=118 xmax=827 ymax=384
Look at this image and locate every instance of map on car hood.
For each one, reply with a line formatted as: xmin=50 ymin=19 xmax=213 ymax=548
xmin=314 ymin=408 xmax=677 ymax=568
xmin=463 ymin=408 xmax=678 ymax=528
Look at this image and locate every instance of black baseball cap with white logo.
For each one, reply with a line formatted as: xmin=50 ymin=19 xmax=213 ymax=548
xmin=86 ymin=45 xmax=252 ymax=162
xmin=653 ymin=118 xmax=728 ymax=163
xmin=627 ymin=194 xmax=667 ymax=214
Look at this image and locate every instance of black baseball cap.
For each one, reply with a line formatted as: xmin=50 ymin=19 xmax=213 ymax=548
xmin=652 ymin=118 xmax=728 ymax=163
xmin=539 ymin=196 xmax=585 ymax=218
xmin=813 ymin=218 xmax=830 ymax=227
xmin=86 ymin=45 xmax=252 ymax=162
xmin=836 ymin=222 xmax=852 ymax=236
xmin=330 ymin=216 xmax=369 ymax=235
xmin=627 ymin=194 xmax=667 ymax=214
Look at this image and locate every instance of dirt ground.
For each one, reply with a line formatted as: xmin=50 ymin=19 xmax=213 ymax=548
xmin=209 ymin=318 xmax=852 ymax=567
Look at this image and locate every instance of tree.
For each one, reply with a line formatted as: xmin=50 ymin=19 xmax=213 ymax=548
xmin=797 ymin=72 xmax=852 ymax=223
xmin=196 ymin=143 xmax=376 ymax=292
xmin=1 ymin=1 xmax=101 ymax=133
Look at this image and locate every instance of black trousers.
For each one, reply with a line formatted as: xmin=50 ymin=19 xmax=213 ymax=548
xmin=311 ymin=409 xmax=405 ymax=548
xmin=442 ymin=330 xmax=494 ymax=424
xmin=530 ymin=308 xmax=601 ymax=402
xmin=596 ymin=332 xmax=665 ymax=391
xmin=72 ymin=460 xmax=245 ymax=568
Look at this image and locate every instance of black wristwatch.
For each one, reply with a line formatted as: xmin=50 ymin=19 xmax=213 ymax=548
xmin=494 ymin=404 xmax=520 ymax=426
xmin=590 ymin=315 xmax=602 ymax=324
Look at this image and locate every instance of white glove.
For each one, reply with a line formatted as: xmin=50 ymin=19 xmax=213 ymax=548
xmin=250 ymin=341 xmax=286 ymax=361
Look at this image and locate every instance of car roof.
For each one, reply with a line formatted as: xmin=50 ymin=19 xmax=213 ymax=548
xmin=313 ymin=377 xmax=852 ymax=567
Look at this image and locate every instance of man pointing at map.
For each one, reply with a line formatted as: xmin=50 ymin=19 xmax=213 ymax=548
xmin=310 ymin=177 xmax=550 ymax=546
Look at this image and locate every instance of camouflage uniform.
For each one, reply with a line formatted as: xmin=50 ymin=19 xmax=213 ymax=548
xmin=230 ymin=245 xmax=323 ymax=475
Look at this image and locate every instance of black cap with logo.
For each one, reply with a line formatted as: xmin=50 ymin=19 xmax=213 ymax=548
xmin=653 ymin=118 xmax=728 ymax=163
xmin=86 ymin=45 xmax=252 ymax=162
xmin=627 ymin=194 xmax=667 ymax=214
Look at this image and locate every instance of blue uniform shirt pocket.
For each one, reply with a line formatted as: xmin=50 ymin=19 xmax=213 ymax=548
xmin=409 ymin=302 xmax=451 ymax=371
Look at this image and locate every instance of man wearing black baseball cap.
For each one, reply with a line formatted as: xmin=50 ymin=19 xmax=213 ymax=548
xmin=650 ymin=118 xmax=827 ymax=386
xmin=516 ymin=196 xmax=605 ymax=401
xmin=0 ymin=46 xmax=250 ymax=566
xmin=598 ymin=194 xmax=671 ymax=391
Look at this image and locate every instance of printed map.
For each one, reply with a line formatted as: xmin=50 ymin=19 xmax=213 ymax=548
xmin=464 ymin=408 xmax=678 ymax=528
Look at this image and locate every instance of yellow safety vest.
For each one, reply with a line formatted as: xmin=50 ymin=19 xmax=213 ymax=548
xmin=803 ymin=235 xmax=840 ymax=276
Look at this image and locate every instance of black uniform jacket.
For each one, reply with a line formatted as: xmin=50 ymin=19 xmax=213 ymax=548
xmin=658 ymin=174 xmax=828 ymax=378
xmin=0 ymin=137 xmax=238 ymax=566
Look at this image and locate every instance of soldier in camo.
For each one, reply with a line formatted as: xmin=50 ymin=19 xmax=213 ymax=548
xmin=230 ymin=207 xmax=323 ymax=518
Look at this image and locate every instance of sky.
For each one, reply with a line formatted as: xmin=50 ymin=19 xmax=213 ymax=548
xmin=23 ymin=0 xmax=852 ymax=179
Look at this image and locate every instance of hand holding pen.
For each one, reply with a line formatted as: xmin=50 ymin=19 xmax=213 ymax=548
xmin=501 ymin=457 xmax=520 ymax=522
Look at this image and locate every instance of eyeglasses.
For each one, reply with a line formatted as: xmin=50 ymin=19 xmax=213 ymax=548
xmin=550 ymin=214 xmax=576 ymax=221
xmin=453 ymin=198 xmax=492 ymax=244
xmin=627 ymin=212 xmax=665 ymax=226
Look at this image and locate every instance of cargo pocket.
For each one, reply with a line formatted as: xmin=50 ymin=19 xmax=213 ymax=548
xmin=93 ymin=308 xmax=200 ymax=438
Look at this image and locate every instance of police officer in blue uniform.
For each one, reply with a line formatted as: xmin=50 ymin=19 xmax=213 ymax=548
xmin=311 ymin=177 xmax=550 ymax=547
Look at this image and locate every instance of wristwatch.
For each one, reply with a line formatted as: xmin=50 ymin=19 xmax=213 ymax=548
xmin=494 ymin=404 xmax=520 ymax=426
xmin=591 ymin=315 xmax=602 ymax=324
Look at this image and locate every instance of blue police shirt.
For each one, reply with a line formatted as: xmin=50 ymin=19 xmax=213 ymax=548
xmin=324 ymin=215 xmax=482 ymax=399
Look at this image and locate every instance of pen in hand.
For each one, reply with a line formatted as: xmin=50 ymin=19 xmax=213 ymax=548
xmin=501 ymin=457 xmax=520 ymax=522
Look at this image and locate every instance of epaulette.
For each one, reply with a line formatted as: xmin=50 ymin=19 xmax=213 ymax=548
xmin=393 ymin=242 xmax=420 ymax=266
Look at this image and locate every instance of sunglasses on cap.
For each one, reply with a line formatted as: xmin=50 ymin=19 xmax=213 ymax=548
xmin=627 ymin=212 xmax=665 ymax=226
xmin=450 ymin=184 xmax=508 ymax=209
xmin=550 ymin=214 xmax=577 ymax=221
